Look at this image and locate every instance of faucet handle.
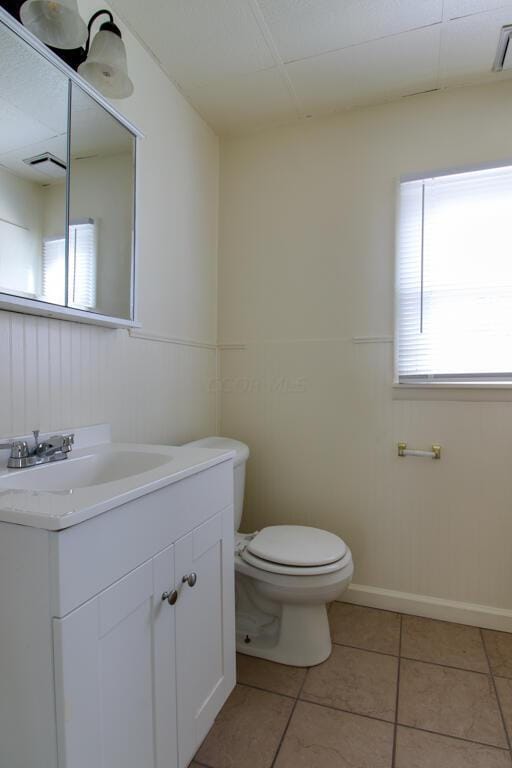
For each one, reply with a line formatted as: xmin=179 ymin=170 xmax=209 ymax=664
xmin=33 ymin=430 xmax=40 ymax=448
xmin=61 ymin=434 xmax=74 ymax=452
xmin=10 ymin=441 xmax=29 ymax=460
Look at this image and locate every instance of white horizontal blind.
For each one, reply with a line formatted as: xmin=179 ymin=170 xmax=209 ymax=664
xmin=397 ymin=165 xmax=512 ymax=382
xmin=42 ymin=220 xmax=96 ymax=310
xmin=68 ymin=220 xmax=96 ymax=310
xmin=41 ymin=235 xmax=66 ymax=305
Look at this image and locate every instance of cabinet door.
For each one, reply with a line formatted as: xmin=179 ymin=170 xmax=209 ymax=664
xmin=175 ymin=508 xmax=236 ymax=768
xmin=53 ymin=547 xmax=177 ymax=768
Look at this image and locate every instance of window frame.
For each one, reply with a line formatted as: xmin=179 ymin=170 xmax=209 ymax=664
xmin=394 ymin=158 xmax=512 ymax=390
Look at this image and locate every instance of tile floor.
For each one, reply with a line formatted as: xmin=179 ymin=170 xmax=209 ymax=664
xmin=191 ymin=602 xmax=512 ymax=768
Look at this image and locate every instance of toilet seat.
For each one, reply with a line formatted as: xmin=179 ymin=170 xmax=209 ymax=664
xmin=239 ymin=525 xmax=349 ymax=576
xmin=240 ymin=547 xmax=352 ymax=576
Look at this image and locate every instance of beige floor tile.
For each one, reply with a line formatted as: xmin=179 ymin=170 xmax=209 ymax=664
xmin=300 ymin=643 xmax=398 ymax=721
xmin=395 ymin=726 xmax=512 ymax=768
xmin=195 ymin=685 xmax=294 ymax=768
xmin=274 ymin=700 xmax=394 ymax=768
xmin=236 ymin=653 xmax=307 ymax=697
xmin=398 ymin=659 xmax=507 ymax=748
xmin=483 ymin=631 xmax=512 ymax=678
xmin=495 ymin=677 xmax=512 ymax=742
xmin=401 ymin=615 xmax=488 ymax=672
xmin=329 ymin=602 xmax=401 ymax=655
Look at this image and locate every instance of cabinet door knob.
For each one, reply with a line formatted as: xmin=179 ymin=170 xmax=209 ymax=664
xmin=183 ymin=572 xmax=197 ymax=588
xmin=162 ymin=589 xmax=179 ymax=605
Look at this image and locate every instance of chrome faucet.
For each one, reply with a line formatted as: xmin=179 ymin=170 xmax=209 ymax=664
xmin=0 ymin=430 xmax=74 ymax=469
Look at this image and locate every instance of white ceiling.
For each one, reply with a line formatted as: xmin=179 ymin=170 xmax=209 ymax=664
xmin=0 ymin=25 xmax=132 ymax=186
xmin=111 ymin=0 xmax=512 ymax=135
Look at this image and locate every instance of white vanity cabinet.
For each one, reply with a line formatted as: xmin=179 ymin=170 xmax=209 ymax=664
xmin=0 ymin=455 xmax=235 ymax=768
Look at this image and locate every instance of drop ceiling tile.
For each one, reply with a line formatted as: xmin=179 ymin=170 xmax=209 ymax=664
xmin=440 ymin=4 xmax=512 ymax=86
xmin=0 ymin=98 xmax=57 ymax=156
xmin=0 ymin=24 xmax=68 ymax=133
xmin=257 ymin=0 xmax=443 ymax=63
xmin=110 ymin=0 xmax=276 ymax=90
xmin=0 ymin=134 xmax=68 ymax=184
xmin=286 ymin=24 xmax=441 ymax=115
xmin=185 ymin=67 xmax=298 ymax=135
xmin=444 ymin=0 xmax=512 ymax=20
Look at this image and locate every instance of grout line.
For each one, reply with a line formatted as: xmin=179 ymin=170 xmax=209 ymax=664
xmin=332 ymin=638 xmax=492 ymax=677
xmin=397 ymin=723 xmax=511 ymax=752
xmin=399 ymin=655 xmax=494 ymax=677
xmin=269 ymin=666 xmax=309 ymax=768
xmin=237 ymin=680 xmax=298 ymax=702
xmin=391 ymin=615 xmax=403 ymax=768
xmin=297 ymin=693 xmax=396 ymax=726
xmin=291 ymin=695 xmax=510 ymax=753
xmin=480 ymin=628 xmax=512 ymax=753
xmin=332 ymin=640 xmax=399 ymax=658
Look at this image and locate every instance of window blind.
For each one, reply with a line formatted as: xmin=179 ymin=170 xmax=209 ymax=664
xmin=397 ymin=165 xmax=512 ymax=383
xmin=42 ymin=219 xmax=96 ymax=310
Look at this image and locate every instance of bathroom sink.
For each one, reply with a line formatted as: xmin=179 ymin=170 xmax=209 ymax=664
xmin=0 ymin=449 xmax=172 ymax=492
xmin=0 ymin=425 xmax=236 ymax=530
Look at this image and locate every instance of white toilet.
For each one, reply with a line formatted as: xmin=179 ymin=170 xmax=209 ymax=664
xmin=184 ymin=436 xmax=353 ymax=667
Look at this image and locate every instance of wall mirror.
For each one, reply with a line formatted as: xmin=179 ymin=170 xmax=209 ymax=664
xmin=0 ymin=11 xmax=140 ymax=327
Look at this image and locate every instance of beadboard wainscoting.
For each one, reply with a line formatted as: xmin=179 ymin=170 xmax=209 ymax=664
xmin=0 ymin=311 xmax=217 ymax=446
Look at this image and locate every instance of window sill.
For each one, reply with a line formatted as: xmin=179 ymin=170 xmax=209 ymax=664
xmin=393 ymin=381 xmax=512 ymax=402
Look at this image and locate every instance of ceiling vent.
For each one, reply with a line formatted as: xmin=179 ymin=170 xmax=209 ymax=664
xmin=22 ymin=152 xmax=67 ymax=179
xmin=493 ymin=24 xmax=512 ymax=72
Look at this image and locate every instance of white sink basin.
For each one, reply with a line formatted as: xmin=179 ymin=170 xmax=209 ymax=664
xmin=0 ymin=425 xmax=236 ymax=530
xmin=0 ymin=449 xmax=172 ymax=492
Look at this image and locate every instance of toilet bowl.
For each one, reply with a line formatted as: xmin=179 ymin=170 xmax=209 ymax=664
xmin=183 ymin=436 xmax=353 ymax=667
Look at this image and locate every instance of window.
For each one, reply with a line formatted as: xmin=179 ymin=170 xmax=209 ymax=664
xmin=42 ymin=219 xmax=97 ymax=310
xmin=396 ymin=164 xmax=512 ymax=384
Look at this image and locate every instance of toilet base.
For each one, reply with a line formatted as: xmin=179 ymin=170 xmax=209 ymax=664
xmin=236 ymin=602 xmax=332 ymax=667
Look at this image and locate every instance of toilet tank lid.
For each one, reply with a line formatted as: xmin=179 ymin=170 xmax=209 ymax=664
xmin=183 ymin=437 xmax=249 ymax=467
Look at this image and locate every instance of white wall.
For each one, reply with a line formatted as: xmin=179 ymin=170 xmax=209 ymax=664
xmin=218 ymin=80 xmax=512 ymax=628
xmin=0 ymin=0 xmax=219 ymax=445
xmin=0 ymin=166 xmax=44 ymax=296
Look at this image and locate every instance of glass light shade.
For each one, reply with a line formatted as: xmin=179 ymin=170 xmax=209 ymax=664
xmin=78 ymin=29 xmax=133 ymax=99
xmin=20 ymin=0 xmax=88 ymax=49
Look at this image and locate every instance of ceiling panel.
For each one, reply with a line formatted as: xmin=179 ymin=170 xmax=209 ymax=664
xmin=0 ymin=24 xmax=68 ymax=133
xmin=0 ymin=134 xmax=68 ymax=184
xmin=257 ymin=0 xmax=443 ymax=63
xmin=0 ymin=98 xmax=57 ymax=156
xmin=440 ymin=4 xmax=512 ymax=86
xmin=444 ymin=0 xmax=512 ymax=19
xmin=286 ymin=24 xmax=441 ymax=115
xmin=110 ymin=0 xmax=276 ymax=89
xmin=186 ymin=67 xmax=298 ymax=135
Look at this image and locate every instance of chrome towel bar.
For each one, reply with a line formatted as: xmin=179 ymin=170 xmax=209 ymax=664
xmin=398 ymin=442 xmax=441 ymax=460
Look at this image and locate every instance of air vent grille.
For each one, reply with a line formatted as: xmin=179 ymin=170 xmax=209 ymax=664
xmin=22 ymin=152 xmax=67 ymax=179
xmin=493 ymin=24 xmax=512 ymax=72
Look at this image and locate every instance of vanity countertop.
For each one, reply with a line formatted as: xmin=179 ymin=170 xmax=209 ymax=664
xmin=0 ymin=425 xmax=234 ymax=531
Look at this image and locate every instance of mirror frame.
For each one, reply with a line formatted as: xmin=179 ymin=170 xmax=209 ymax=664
xmin=0 ymin=7 xmax=143 ymax=329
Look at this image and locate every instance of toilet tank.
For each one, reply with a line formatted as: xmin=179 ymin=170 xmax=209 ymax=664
xmin=181 ymin=437 xmax=249 ymax=531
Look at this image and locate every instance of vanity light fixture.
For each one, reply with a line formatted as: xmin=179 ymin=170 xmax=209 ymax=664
xmin=19 ymin=0 xmax=87 ymax=49
xmin=16 ymin=1 xmax=133 ymax=98
xmin=77 ymin=10 xmax=133 ymax=99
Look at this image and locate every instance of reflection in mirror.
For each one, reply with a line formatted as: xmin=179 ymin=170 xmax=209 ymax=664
xmin=69 ymin=83 xmax=135 ymax=319
xmin=0 ymin=22 xmax=68 ymax=305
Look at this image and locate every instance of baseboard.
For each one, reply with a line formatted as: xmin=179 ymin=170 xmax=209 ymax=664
xmin=342 ymin=583 xmax=512 ymax=633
